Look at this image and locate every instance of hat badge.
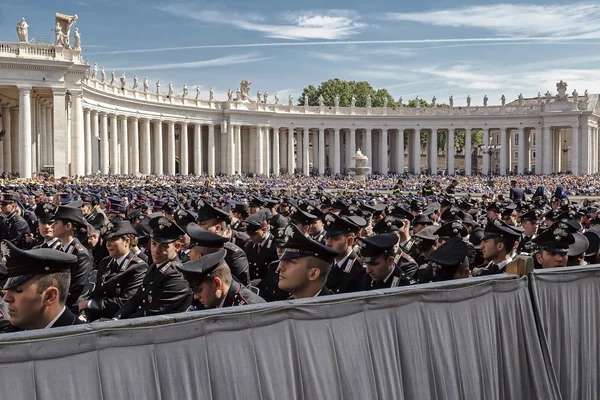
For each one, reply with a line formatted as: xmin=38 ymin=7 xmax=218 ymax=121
xmin=158 ymin=218 xmax=169 ymax=230
xmin=325 ymin=214 xmax=336 ymax=224
xmin=197 ymin=199 xmax=205 ymax=209
xmin=1 ymin=241 xmax=10 ymax=262
xmin=494 ymin=219 xmax=503 ymax=227
xmin=553 ymin=228 xmax=567 ymax=241
xmin=284 ymin=225 xmax=295 ymax=242
xmin=107 ymin=222 xmax=114 ymax=231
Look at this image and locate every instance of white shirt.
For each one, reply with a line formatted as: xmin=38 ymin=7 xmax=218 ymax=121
xmin=114 ymin=253 xmax=129 ymax=268
xmin=61 ymin=238 xmax=75 ymax=252
xmin=335 ymin=251 xmax=352 ymax=269
xmin=45 ymin=306 xmax=66 ymax=329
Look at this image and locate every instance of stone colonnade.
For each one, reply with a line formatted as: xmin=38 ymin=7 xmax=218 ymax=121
xmin=1 ymin=90 xmax=599 ymax=177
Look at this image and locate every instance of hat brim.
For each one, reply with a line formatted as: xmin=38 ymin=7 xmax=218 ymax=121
xmin=481 ymin=233 xmax=501 ymax=241
xmin=4 ymin=275 xmax=35 ymax=290
xmin=324 ymin=229 xmax=346 ymax=238
xmin=280 ymin=251 xmax=304 ymax=260
xmin=151 ymin=235 xmax=178 ymax=244
xmin=105 ymin=228 xmax=138 ymax=239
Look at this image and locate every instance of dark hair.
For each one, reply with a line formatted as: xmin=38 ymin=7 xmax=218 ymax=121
xmin=36 ymin=272 xmax=71 ymax=304
xmin=204 ymin=262 xmax=232 ymax=286
xmin=493 ymin=236 xmax=515 ymax=254
xmin=306 ymin=256 xmax=331 ymax=279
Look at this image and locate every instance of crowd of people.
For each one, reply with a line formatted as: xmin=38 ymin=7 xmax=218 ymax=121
xmin=0 ymin=172 xmax=599 ymax=333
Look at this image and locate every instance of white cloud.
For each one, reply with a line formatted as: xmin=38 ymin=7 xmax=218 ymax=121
xmin=112 ymin=54 xmax=269 ymax=71
xmin=385 ymin=3 xmax=600 ymax=38
xmin=156 ymin=5 xmax=366 ymax=40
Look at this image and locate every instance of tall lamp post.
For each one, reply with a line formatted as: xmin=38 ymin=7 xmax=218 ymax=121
xmin=480 ymin=137 xmax=501 ymax=177
xmin=561 ymin=139 xmax=568 ymax=172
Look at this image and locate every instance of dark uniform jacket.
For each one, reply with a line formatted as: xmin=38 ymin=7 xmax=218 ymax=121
xmin=222 ymin=281 xmax=266 ymax=307
xmin=61 ymin=238 xmax=94 ymax=308
xmin=245 ymin=233 xmax=278 ymax=283
xmin=23 ymin=209 xmax=38 ymax=235
xmin=84 ymin=252 xmax=149 ymax=320
xmin=1 ymin=307 xmax=84 ymax=333
xmin=115 ymin=257 xmax=191 ymax=319
xmin=509 ymin=187 xmax=525 ymax=201
xmin=256 ymin=260 xmax=290 ymax=302
xmin=0 ymin=212 xmax=30 ymax=248
xmin=225 ymin=241 xmax=250 ymax=286
xmin=326 ymin=251 xmax=366 ymax=294
xmin=359 ymin=264 xmax=414 ymax=291
xmin=517 ymin=235 xmax=536 ymax=255
xmin=393 ymin=246 xmax=419 ymax=280
xmin=85 ymin=207 xmax=108 ymax=230
xmin=232 ymin=230 xmax=251 ymax=250
xmin=91 ymin=239 xmax=110 ymax=270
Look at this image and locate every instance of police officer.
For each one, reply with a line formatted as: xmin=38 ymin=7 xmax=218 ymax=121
xmin=517 ymin=209 xmax=541 ymax=254
xmin=357 ymin=232 xmax=416 ymax=290
xmin=256 ymin=227 xmax=291 ymax=302
xmin=33 ymin=203 xmax=62 ymax=250
xmin=322 ymin=212 xmax=366 ymax=294
xmin=231 ymin=202 xmax=249 ymax=231
xmin=473 ymin=219 xmax=522 ymax=276
xmin=115 ymin=216 xmax=192 ymax=319
xmin=242 ymin=211 xmax=278 ymax=285
xmin=0 ymin=193 xmax=31 ymax=248
xmin=82 ymin=193 xmax=107 ymax=231
xmin=277 ymin=223 xmax=339 ymax=299
xmin=53 ymin=206 xmax=94 ymax=308
xmin=186 ymin=222 xmax=250 ymax=285
xmin=196 ymin=198 xmax=250 ymax=250
xmin=178 ymin=248 xmax=265 ymax=309
xmin=532 ymin=222 xmax=574 ymax=269
xmin=78 ymin=221 xmax=149 ymax=321
xmin=567 ymin=233 xmax=589 ymax=266
xmin=1 ymin=240 xmax=82 ymax=332
xmin=425 ymin=240 xmax=471 ymax=282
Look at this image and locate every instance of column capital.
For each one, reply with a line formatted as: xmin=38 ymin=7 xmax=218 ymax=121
xmin=90 ymin=109 xmax=98 ymax=115
xmin=166 ymin=120 xmax=175 ymax=126
xmin=16 ymin=85 xmax=33 ymax=92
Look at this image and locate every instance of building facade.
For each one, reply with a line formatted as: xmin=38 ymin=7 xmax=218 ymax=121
xmin=2 ymin=16 xmax=600 ymax=178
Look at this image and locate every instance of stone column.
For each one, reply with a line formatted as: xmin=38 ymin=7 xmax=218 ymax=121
xmin=465 ymin=129 xmax=473 ymax=176
xmin=208 ymin=124 xmax=215 ymax=176
xmin=130 ymin=117 xmax=140 ymax=174
xmin=39 ymin=103 xmax=46 ymax=167
xmin=10 ymin=107 xmax=19 ymax=174
xmin=153 ymin=120 xmax=163 ymax=175
xmin=296 ymin=130 xmax=303 ymax=171
xmin=17 ymin=87 xmax=32 ymax=178
xmin=99 ymin=112 xmax=109 ymax=174
xmin=110 ymin=114 xmax=119 ymax=174
xmin=303 ymin=127 xmax=310 ymax=176
xmin=312 ymin=131 xmax=318 ymax=172
xmin=428 ymin=129 xmax=437 ymax=175
xmin=333 ymin=127 xmax=341 ymax=174
xmin=167 ymin=121 xmax=176 ymax=175
xmin=517 ymin=126 xmax=526 ymax=174
xmin=2 ymin=105 xmax=11 ymax=172
xmin=571 ymin=124 xmax=580 ymax=175
xmin=498 ymin=128 xmax=508 ymax=175
xmin=542 ymin=126 xmax=551 ymax=174
xmin=194 ymin=123 xmax=202 ymax=175
xmin=119 ymin=116 xmax=129 ymax=175
xmin=318 ymin=128 xmax=325 ymax=175
xmin=179 ymin=122 xmax=188 ymax=175
xmin=265 ymin=126 xmax=272 ymax=175
xmin=280 ymin=130 xmax=288 ymax=173
xmin=71 ymin=92 xmax=84 ymax=176
xmin=235 ymin=125 xmax=242 ymax=174
xmin=411 ymin=129 xmax=420 ymax=173
xmin=84 ymin=108 xmax=92 ymax=175
xmin=226 ymin=123 xmax=234 ymax=175
xmin=272 ymin=127 xmax=280 ymax=176
xmin=349 ymin=128 xmax=357 ymax=168
xmin=91 ymin=110 xmax=99 ymax=173
xmin=256 ymin=126 xmax=264 ymax=175
xmin=365 ymin=129 xmax=372 ymax=170
xmin=446 ymin=129 xmax=455 ymax=175
xmin=482 ymin=129 xmax=490 ymax=175
xmin=287 ymin=127 xmax=295 ymax=174
xmin=45 ymin=105 xmax=53 ymax=166
xmin=140 ymin=119 xmax=151 ymax=174
xmin=393 ymin=129 xmax=403 ymax=173
xmin=380 ymin=129 xmax=389 ymax=175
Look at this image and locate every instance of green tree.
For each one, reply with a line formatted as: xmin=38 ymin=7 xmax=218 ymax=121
xmin=298 ymin=79 xmax=396 ymax=107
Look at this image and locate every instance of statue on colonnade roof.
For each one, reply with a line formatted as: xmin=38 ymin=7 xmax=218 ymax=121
xmin=16 ymin=18 xmax=29 ymax=43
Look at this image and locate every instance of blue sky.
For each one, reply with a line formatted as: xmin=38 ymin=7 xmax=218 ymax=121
xmin=2 ymin=0 xmax=600 ymax=104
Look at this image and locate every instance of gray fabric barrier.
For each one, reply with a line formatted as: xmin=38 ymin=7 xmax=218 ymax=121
xmin=0 ymin=276 xmax=561 ymax=400
xmin=530 ymin=265 xmax=600 ymax=400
